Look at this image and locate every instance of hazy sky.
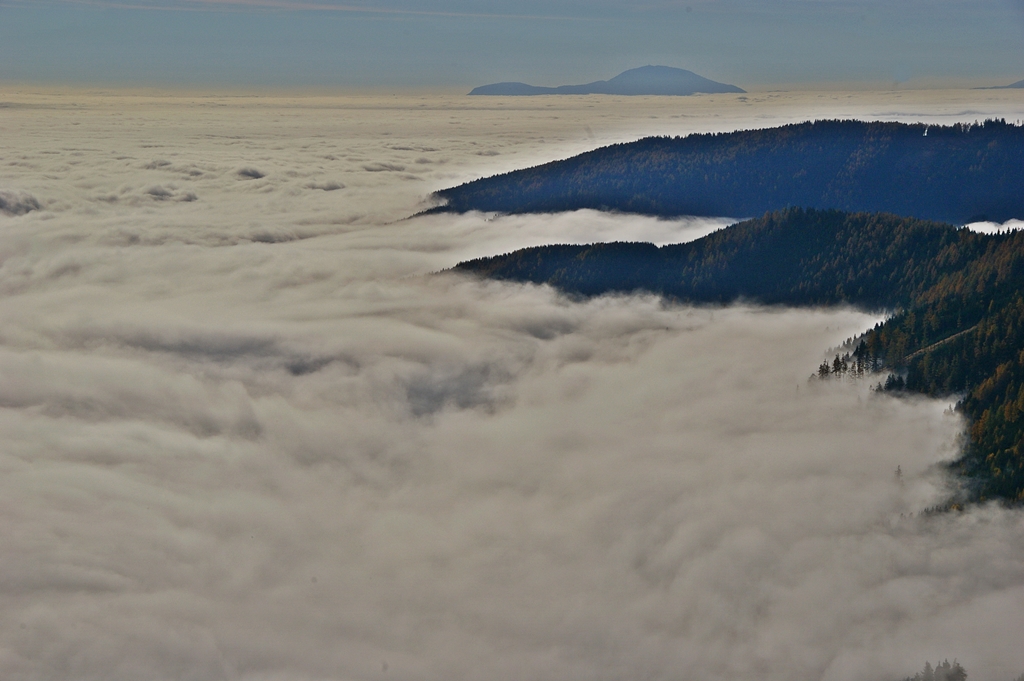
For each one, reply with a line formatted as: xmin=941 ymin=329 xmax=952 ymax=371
xmin=2 ymin=0 xmax=1024 ymax=88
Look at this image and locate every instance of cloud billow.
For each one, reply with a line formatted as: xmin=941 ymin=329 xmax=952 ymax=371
xmin=0 ymin=88 xmax=1023 ymax=681
xmin=0 ymin=190 xmax=41 ymax=216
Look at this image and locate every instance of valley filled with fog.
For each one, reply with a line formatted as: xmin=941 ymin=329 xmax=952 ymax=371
xmin=2 ymin=87 xmax=1024 ymax=681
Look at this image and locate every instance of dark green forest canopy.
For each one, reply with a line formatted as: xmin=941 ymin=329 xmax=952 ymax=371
xmin=431 ymin=119 xmax=1024 ymax=224
xmin=452 ymin=208 xmax=1024 ymax=503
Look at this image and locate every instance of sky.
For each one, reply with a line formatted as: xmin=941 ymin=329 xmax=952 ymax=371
xmin=2 ymin=0 xmax=1024 ymax=88
xmin=3 ymin=90 xmax=1024 ymax=680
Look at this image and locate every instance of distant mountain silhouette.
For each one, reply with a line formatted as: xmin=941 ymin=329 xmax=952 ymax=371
xmin=976 ymin=79 xmax=1024 ymax=89
xmin=469 ymin=66 xmax=745 ymax=96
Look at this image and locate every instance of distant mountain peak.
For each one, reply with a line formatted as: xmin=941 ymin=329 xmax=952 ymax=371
xmin=469 ymin=66 xmax=745 ymax=96
xmin=976 ymin=79 xmax=1024 ymax=90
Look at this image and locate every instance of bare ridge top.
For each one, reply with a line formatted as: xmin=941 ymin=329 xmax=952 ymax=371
xmin=468 ymin=65 xmax=746 ymax=96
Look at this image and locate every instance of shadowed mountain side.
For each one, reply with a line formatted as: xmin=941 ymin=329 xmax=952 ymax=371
xmin=432 ymin=119 xmax=1024 ymax=225
xmin=452 ymin=208 xmax=1024 ymax=503
xmin=453 ymin=210 xmax=990 ymax=307
xmin=469 ymin=66 xmax=745 ymax=96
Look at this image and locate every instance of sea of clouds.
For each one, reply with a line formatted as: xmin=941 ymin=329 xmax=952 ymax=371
xmin=2 ymin=88 xmax=1024 ymax=681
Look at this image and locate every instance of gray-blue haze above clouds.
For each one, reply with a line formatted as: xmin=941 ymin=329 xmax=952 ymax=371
xmin=1 ymin=0 xmax=1023 ymax=87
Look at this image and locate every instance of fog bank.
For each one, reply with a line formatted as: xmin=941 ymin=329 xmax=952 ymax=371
xmin=1 ymin=88 xmax=1024 ymax=681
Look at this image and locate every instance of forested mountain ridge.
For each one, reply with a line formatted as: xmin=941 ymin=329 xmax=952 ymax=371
xmin=452 ymin=208 xmax=1024 ymax=503
xmin=456 ymin=210 xmax=991 ymax=306
xmin=431 ymin=119 xmax=1024 ymax=224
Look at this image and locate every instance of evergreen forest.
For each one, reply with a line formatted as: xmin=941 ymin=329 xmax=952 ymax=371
xmin=431 ymin=119 xmax=1024 ymax=225
xmin=902 ymin=660 xmax=968 ymax=681
xmin=452 ymin=208 xmax=1024 ymax=503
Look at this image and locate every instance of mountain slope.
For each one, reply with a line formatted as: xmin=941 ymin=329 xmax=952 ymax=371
xmin=432 ymin=119 xmax=1024 ymax=225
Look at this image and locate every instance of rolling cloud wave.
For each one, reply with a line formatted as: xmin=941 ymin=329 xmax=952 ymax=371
xmin=1 ymin=88 xmax=1023 ymax=681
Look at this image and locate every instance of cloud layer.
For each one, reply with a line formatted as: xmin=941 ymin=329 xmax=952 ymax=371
xmin=2 ymin=88 xmax=1024 ymax=681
